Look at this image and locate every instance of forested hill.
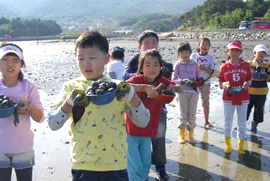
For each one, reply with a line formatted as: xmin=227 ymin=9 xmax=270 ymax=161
xmin=178 ymin=0 xmax=270 ymax=30
xmin=0 ymin=0 xmax=205 ymax=25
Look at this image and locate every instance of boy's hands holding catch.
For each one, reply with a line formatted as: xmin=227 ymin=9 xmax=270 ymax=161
xmin=116 ymin=82 xmax=135 ymax=102
xmin=67 ymin=89 xmax=89 ymax=107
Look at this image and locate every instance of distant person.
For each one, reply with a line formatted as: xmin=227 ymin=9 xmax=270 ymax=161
xmin=0 ymin=43 xmax=45 ymax=180
xmin=172 ymin=41 xmax=200 ymax=145
xmin=125 ymin=49 xmax=183 ymax=181
xmin=107 ymin=46 xmax=125 ymax=80
xmin=123 ymin=30 xmax=174 ymax=180
xmin=190 ymin=38 xmax=215 ymax=129
xmin=218 ymin=41 xmax=252 ymax=154
xmin=247 ymin=45 xmax=270 ymax=134
xmin=47 ymin=31 xmax=150 ymax=181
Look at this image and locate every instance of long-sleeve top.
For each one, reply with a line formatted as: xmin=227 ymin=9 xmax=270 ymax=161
xmin=48 ymin=75 xmax=150 ymax=171
xmin=248 ymin=59 xmax=270 ymax=95
xmin=172 ymin=59 xmax=200 ymax=93
xmin=218 ymin=59 xmax=253 ymax=105
xmin=123 ymin=53 xmax=140 ymax=81
xmin=125 ymin=75 xmax=176 ymax=137
xmin=0 ymin=79 xmax=45 ymax=153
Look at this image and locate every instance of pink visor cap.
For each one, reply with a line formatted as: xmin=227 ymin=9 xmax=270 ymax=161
xmin=227 ymin=42 xmax=242 ymax=51
xmin=0 ymin=45 xmax=24 ymax=60
xmin=253 ymin=44 xmax=267 ymax=54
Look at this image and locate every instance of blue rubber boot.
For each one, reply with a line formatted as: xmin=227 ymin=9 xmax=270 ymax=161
xmin=250 ymin=121 xmax=258 ymax=134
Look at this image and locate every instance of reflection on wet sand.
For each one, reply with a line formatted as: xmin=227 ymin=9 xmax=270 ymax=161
xmin=232 ymin=134 xmax=264 ymax=180
xmin=10 ymin=40 xmax=270 ymax=181
xmin=177 ymin=129 xmax=216 ymax=180
xmin=174 ymin=127 xmax=270 ymax=181
xmin=222 ymin=153 xmax=232 ymax=181
xmin=243 ymin=135 xmax=262 ymax=171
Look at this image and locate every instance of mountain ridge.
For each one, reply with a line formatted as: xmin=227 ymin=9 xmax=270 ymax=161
xmin=0 ymin=0 xmax=206 ymax=25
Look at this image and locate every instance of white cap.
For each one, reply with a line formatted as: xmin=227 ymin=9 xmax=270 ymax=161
xmin=253 ymin=44 xmax=267 ymax=54
xmin=0 ymin=45 xmax=24 ymax=60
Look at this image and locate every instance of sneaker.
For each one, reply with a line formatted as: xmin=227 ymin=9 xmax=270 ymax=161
xmin=156 ymin=165 xmax=169 ymax=181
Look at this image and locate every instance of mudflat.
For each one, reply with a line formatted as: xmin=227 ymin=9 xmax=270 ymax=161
xmin=7 ymin=38 xmax=270 ymax=180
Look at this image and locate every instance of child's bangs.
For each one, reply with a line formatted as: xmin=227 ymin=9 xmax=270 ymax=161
xmin=2 ymin=52 xmax=20 ymax=58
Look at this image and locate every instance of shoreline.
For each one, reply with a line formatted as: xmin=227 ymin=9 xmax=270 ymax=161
xmin=6 ymin=39 xmax=270 ymax=180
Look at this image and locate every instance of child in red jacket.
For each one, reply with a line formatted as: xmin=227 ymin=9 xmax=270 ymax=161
xmin=125 ymin=49 xmax=182 ymax=181
xmin=218 ymin=41 xmax=252 ymax=155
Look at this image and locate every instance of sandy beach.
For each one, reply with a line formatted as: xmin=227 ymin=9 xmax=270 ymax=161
xmin=6 ymin=38 xmax=270 ymax=180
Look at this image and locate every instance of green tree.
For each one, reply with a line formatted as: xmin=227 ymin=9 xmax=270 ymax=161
xmin=209 ymin=12 xmax=221 ymax=28
xmin=246 ymin=0 xmax=268 ymax=17
xmin=0 ymin=17 xmax=62 ymax=37
xmin=0 ymin=17 xmax=10 ymax=25
xmin=119 ymin=13 xmax=178 ymax=31
xmin=264 ymin=7 xmax=270 ymax=21
xmin=178 ymin=0 xmax=245 ymax=29
xmin=244 ymin=9 xmax=254 ymax=21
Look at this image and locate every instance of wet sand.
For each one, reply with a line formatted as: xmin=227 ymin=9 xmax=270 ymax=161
xmin=7 ymin=39 xmax=270 ymax=180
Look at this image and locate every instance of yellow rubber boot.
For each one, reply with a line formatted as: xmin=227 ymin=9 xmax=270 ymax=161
xmin=177 ymin=129 xmax=186 ymax=144
xmin=188 ymin=129 xmax=196 ymax=145
xmin=224 ymin=138 xmax=233 ymax=153
xmin=237 ymin=140 xmax=245 ymax=154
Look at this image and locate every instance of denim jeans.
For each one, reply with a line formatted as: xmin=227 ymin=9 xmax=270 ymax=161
xmin=151 ymin=108 xmax=167 ymax=166
xmin=71 ymin=169 xmax=128 ymax=181
xmin=0 ymin=149 xmax=35 ymax=169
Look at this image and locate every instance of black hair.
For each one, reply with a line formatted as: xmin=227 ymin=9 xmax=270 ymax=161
xmin=138 ymin=30 xmax=159 ymax=45
xmin=0 ymin=42 xmax=25 ymax=82
xmin=196 ymin=37 xmax=211 ymax=53
xmin=177 ymin=41 xmax=192 ymax=53
xmin=75 ymin=31 xmax=109 ymax=54
xmin=161 ymin=62 xmax=173 ymax=79
xmin=110 ymin=46 xmax=125 ymax=60
xmin=136 ymin=49 xmax=163 ymax=79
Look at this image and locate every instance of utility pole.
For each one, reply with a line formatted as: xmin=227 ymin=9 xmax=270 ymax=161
xmin=195 ymin=10 xmax=198 ymax=31
xmin=108 ymin=17 xmax=110 ymax=43
xmin=74 ymin=21 xmax=78 ymax=44
xmin=37 ymin=23 xmax=39 ymax=45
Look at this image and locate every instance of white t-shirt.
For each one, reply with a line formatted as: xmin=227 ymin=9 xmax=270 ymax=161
xmin=107 ymin=60 xmax=125 ymax=80
xmin=190 ymin=53 xmax=215 ymax=84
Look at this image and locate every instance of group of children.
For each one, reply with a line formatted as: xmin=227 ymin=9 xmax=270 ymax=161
xmin=0 ymin=29 xmax=269 ymax=181
xmin=219 ymin=42 xmax=269 ymax=154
